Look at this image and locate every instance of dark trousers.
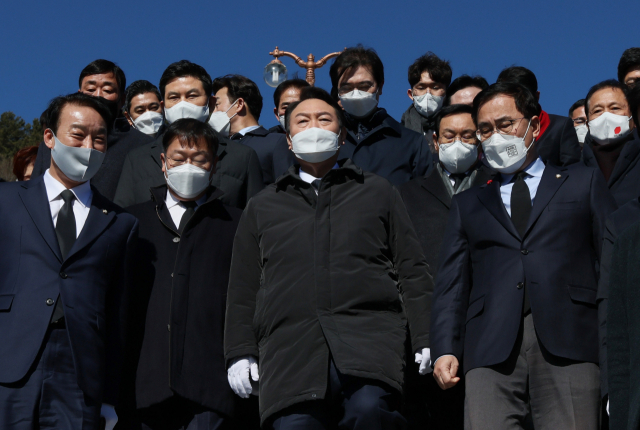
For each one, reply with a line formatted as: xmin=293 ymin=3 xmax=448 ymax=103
xmin=464 ymin=314 xmax=600 ymax=430
xmin=269 ymin=360 xmax=406 ymax=430
xmin=0 ymin=324 xmax=101 ymax=430
xmin=116 ymin=395 xmax=228 ymax=430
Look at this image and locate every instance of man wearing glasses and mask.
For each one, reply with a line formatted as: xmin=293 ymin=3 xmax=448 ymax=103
xmin=330 ymin=46 xmax=432 ymax=187
xmin=431 ymin=82 xmax=616 ymax=430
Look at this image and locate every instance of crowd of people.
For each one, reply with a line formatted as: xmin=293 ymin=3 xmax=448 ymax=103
xmin=1 ymin=45 xmax=640 ymax=430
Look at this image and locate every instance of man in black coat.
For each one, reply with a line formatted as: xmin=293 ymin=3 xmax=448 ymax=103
xmin=224 ymin=88 xmax=432 ymax=430
xmin=497 ymin=66 xmax=581 ymax=167
xmin=399 ymin=104 xmax=493 ymax=430
xmin=32 ymin=59 xmax=155 ymax=201
xmin=583 ymin=80 xmax=640 ymax=207
xmin=431 ymin=83 xmax=616 ymax=429
xmin=113 ymin=61 xmax=264 ymax=209
xmin=607 ymin=218 xmax=640 ymax=429
xmin=330 ymin=46 xmax=432 ymax=187
xmin=117 ymin=119 xmax=245 ymax=430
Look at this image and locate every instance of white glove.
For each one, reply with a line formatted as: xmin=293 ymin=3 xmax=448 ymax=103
xmin=415 ymin=348 xmax=432 ymax=375
xmin=227 ymin=356 xmax=259 ymax=398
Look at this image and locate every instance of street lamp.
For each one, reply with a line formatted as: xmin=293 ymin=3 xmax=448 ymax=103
xmin=263 ymin=46 xmax=345 ymax=87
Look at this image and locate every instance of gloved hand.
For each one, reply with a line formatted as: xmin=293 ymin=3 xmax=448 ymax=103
xmin=227 ymin=356 xmax=259 ymax=398
xmin=415 ymin=348 xmax=432 ymax=375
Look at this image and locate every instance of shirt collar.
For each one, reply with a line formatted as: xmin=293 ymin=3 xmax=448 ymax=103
xmin=298 ymin=163 xmax=339 ymax=184
xmin=238 ymin=125 xmax=261 ymax=136
xmin=43 ymin=169 xmax=92 ymax=208
xmin=165 ymin=189 xmax=207 ymax=209
xmin=501 ymin=157 xmax=545 ymax=184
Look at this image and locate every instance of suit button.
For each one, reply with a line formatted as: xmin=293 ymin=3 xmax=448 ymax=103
xmin=46 ymin=298 xmax=54 ymax=306
xmin=59 ymin=272 xmax=68 ymax=279
xmin=521 ymin=249 xmax=529 ymax=255
xmin=517 ymin=282 xmax=524 ymax=289
xmin=173 ymin=237 xmax=180 ymax=243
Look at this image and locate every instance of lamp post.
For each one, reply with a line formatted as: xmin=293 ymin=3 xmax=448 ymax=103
xmin=263 ymin=46 xmax=345 ymax=87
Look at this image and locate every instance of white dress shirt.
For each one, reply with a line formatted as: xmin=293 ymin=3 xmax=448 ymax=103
xmin=165 ymin=189 xmax=207 ymax=229
xmin=499 ymin=157 xmax=546 ymax=216
xmin=299 ymin=163 xmax=339 ymax=195
xmin=237 ymin=125 xmax=261 ymax=136
xmin=43 ymin=169 xmax=92 ymax=237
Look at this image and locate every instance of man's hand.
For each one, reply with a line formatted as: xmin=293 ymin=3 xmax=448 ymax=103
xmin=415 ymin=348 xmax=432 ymax=375
xmin=227 ymin=356 xmax=259 ymax=398
xmin=433 ymin=355 xmax=461 ymax=390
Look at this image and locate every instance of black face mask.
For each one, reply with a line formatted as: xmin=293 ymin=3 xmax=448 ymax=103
xmin=94 ymin=96 xmax=121 ymax=124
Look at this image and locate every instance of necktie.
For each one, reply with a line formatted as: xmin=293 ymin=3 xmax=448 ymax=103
xmin=311 ymin=179 xmax=322 ymax=193
xmin=178 ymin=200 xmax=198 ymax=233
xmin=451 ymin=173 xmax=466 ymax=191
xmin=510 ymin=171 xmax=531 ymax=238
xmin=55 ymin=190 xmax=77 ymax=259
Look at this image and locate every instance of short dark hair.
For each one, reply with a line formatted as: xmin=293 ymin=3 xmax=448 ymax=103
xmin=162 ymin=118 xmax=219 ymax=156
xmin=330 ymin=45 xmax=384 ymax=94
xmin=568 ymin=99 xmax=586 ymax=117
xmin=618 ymin=48 xmax=640 ymax=84
xmin=159 ymin=60 xmax=213 ymax=99
xmin=443 ymin=75 xmax=489 ymax=107
xmin=472 ymin=82 xmax=539 ymax=125
xmin=584 ymin=79 xmax=628 ymax=120
xmin=408 ymin=52 xmax=452 ymax=89
xmin=284 ymin=87 xmax=344 ymax=135
xmin=212 ymin=75 xmax=263 ymax=120
xmin=39 ymin=108 xmax=49 ymax=130
xmin=12 ymin=146 xmax=39 ymax=181
xmin=434 ymin=104 xmax=474 ymax=138
xmin=626 ymin=84 xmax=640 ymax=129
xmin=273 ymin=79 xmax=310 ymax=108
xmin=124 ymin=80 xmax=162 ymax=113
xmin=78 ymin=59 xmax=126 ymax=98
xmin=47 ymin=92 xmax=113 ymax=134
xmin=496 ymin=66 xmax=538 ymax=95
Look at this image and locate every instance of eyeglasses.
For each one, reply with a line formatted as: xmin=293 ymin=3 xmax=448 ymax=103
xmin=337 ymin=82 xmax=375 ymax=96
xmin=166 ymin=156 xmax=210 ymax=169
xmin=476 ymin=117 xmax=527 ymax=141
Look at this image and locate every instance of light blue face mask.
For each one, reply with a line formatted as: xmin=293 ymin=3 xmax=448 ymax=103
xmin=50 ymin=132 xmax=105 ymax=182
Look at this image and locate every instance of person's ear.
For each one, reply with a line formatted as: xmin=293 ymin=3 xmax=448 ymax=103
xmin=235 ymin=98 xmax=245 ymax=115
xmin=274 ymin=107 xmax=279 ymax=121
xmin=210 ymin=155 xmax=218 ymax=175
xmin=160 ymin=153 xmax=167 ymax=175
xmin=433 ymin=133 xmax=440 ymax=153
xmin=530 ymin=115 xmax=541 ymax=140
xmin=377 ymin=83 xmax=383 ymax=98
xmin=286 ymin=132 xmax=293 ymax=151
xmin=339 ymin=126 xmax=347 ymax=145
xmin=44 ymin=128 xmax=55 ymax=150
xmin=124 ymin=111 xmax=134 ymax=127
xmin=208 ymin=96 xmax=216 ymax=112
xmin=407 ymin=88 xmax=414 ymax=101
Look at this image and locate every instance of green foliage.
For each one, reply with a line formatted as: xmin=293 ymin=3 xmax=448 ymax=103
xmin=0 ymin=111 xmax=43 ymax=159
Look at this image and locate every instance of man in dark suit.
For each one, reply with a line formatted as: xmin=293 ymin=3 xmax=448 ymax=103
xmin=210 ymin=75 xmax=291 ymax=185
xmin=497 ymin=66 xmax=581 ymax=166
xmin=32 ymin=59 xmax=155 ymax=200
xmin=431 ymin=82 xmax=616 ymax=429
xmin=114 ymin=61 xmax=264 ymax=209
xmin=116 ymin=119 xmax=245 ymax=429
xmin=0 ymin=93 xmax=138 ymax=429
xmin=399 ymin=103 xmax=493 ymax=430
xmin=582 ymin=80 xmax=640 ymax=207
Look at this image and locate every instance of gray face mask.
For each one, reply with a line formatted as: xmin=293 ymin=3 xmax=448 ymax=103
xmin=50 ymin=131 xmax=105 ymax=182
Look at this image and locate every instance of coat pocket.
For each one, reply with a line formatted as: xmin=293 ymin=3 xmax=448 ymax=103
xmin=0 ymin=294 xmax=15 ymax=311
xmin=466 ymin=295 xmax=485 ymax=323
xmin=567 ymin=285 xmax=597 ymax=305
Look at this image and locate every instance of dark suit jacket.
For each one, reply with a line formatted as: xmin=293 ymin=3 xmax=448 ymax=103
xmin=0 ymin=176 xmax=138 ymax=403
xmin=31 ymin=118 xmax=154 ymax=201
xmin=583 ymin=136 xmax=640 ymax=207
xmin=536 ymin=112 xmax=582 ymax=166
xmin=120 ymin=185 xmax=241 ymax=415
xmin=608 ymin=219 xmax=640 ymax=430
xmin=233 ymin=126 xmax=292 ymax=185
xmin=597 ymin=197 xmax=640 ymax=398
xmin=113 ymin=133 xmax=264 ymax=209
xmin=431 ymin=162 xmax=616 ymax=373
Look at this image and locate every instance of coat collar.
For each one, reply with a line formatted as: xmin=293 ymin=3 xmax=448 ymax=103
xmin=275 ymin=158 xmax=364 ymax=189
xmin=344 ymin=108 xmax=402 ymax=142
xmin=420 ymin=166 xmax=452 ymax=209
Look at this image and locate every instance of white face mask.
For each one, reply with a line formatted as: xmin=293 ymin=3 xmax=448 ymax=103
xmin=290 ymin=127 xmax=340 ymax=163
xmin=164 ymin=160 xmax=212 ymax=199
xmin=208 ymin=100 xmax=238 ymax=135
xmin=574 ymin=124 xmax=588 ymax=143
xmin=438 ymin=140 xmax=478 ymax=174
xmin=133 ymin=111 xmax=164 ymax=135
xmin=164 ymin=101 xmax=209 ymax=124
xmin=339 ymin=90 xmax=378 ymax=118
xmin=279 ymin=115 xmax=286 ymax=130
xmin=481 ymin=120 xmax=533 ymax=174
xmin=51 ymin=132 xmax=105 ymax=182
xmin=588 ymin=112 xmax=632 ymax=145
xmin=413 ymin=92 xmax=443 ymax=118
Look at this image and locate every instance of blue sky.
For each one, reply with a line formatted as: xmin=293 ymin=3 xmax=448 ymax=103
xmin=1 ymin=0 xmax=636 ymax=128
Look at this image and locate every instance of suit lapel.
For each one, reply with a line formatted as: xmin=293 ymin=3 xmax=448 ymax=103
xmin=477 ymin=180 xmax=520 ymax=240
xmin=608 ymin=139 xmax=640 ymax=187
xmin=18 ymin=177 xmax=63 ymax=262
xmin=421 ymin=171 xmax=451 ymax=209
xmin=523 ymin=164 xmax=567 ymax=237
xmin=65 ymin=191 xmax=115 ymax=261
xmin=150 ymin=136 xmax=163 ymax=168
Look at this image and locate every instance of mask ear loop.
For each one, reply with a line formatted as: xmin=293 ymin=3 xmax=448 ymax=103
xmin=226 ymin=99 xmax=239 ymax=121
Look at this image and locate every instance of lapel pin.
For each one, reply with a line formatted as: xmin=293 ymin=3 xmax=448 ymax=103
xmin=486 ymin=179 xmax=493 ymax=185
xmin=102 ymin=209 xmax=108 ymax=214
xmin=556 ymin=174 xmax=561 ymax=178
